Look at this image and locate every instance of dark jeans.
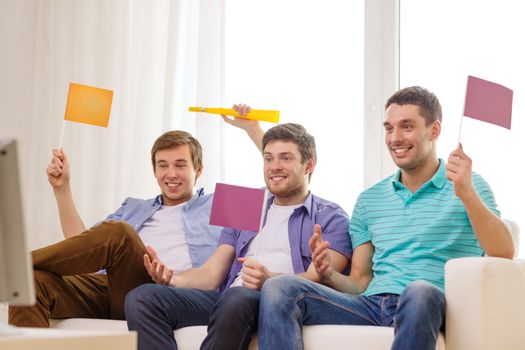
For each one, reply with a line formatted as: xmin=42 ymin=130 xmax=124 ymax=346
xmin=125 ymin=285 xmax=260 ymax=350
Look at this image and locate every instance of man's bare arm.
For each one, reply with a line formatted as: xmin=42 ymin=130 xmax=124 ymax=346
xmin=145 ymin=245 xmax=236 ymax=290
xmin=47 ymin=149 xmax=87 ymax=239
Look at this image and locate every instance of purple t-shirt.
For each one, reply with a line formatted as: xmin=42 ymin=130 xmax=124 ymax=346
xmin=218 ymin=192 xmax=352 ymax=291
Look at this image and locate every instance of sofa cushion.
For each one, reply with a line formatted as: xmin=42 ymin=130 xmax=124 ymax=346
xmin=50 ymin=318 xmax=445 ymax=350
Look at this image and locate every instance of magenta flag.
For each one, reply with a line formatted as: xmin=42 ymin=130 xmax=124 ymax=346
xmin=463 ymin=75 xmax=513 ymax=129
xmin=210 ymin=183 xmax=266 ymax=232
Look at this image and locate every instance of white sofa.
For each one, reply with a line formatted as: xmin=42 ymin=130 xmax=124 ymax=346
xmin=2 ymin=222 xmax=521 ymax=349
xmin=26 ymin=256 xmax=525 ymax=350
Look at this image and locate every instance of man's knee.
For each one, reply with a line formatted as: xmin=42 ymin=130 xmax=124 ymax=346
xmin=400 ymin=280 xmax=445 ymax=313
xmin=262 ymin=275 xmax=303 ymax=293
xmin=99 ymin=221 xmax=136 ymax=238
xmin=216 ymin=287 xmax=260 ymax=316
xmin=260 ymin=275 xmax=305 ymax=308
xmin=95 ymin=221 xmax=143 ymax=249
xmin=125 ymin=284 xmax=163 ymax=320
xmin=402 ymin=281 xmax=443 ymax=299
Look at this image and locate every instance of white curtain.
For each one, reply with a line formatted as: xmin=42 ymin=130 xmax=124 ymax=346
xmin=2 ymin=0 xmax=224 ymax=249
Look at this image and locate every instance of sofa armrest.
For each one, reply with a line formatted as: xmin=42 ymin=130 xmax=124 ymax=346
xmin=445 ymin=257 xmax=525 ymax=350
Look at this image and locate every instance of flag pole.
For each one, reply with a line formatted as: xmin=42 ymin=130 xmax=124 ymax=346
xmin=254 ymin=189 xmax=269 ymax=259
xmin=458 ymin=77 xmax=470 ymax=145
xmin=58 ymin=120 xmax=66 ymax=149
xmin=457 ymin=115 xmax=464 ymax=145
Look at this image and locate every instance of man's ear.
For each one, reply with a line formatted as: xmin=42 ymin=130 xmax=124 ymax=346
xmin=196 ymin=166 xmax=203 ymax=179
xmin=431 ymin=120 xmax=441 ymax=141
xmin=305 ymin=159 xmax=315 ymax=175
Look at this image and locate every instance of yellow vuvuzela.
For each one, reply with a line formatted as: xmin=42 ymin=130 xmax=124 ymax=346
xmin=188 ymin=107 xmax=279 ymax=123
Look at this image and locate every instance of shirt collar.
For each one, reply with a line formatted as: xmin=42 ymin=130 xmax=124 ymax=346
xmin=265 ymin=190 xmax=313 ymax=217
xmin=154 ymin=187 xmax=205 ymax=207
xmin=430 ymin=160 xmax=446 ymax=189
xmin=391 ymin=159 xmax=446 ymax=191
xmin=153 ymin=195 xmax=163 ymax=206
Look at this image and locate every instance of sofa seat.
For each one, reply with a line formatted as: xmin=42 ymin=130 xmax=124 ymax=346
xmin=50 ymin=318 xmax=445 ymax=350
xmin=2 ymin=221 xmax=520 ymax=349
xmin=4 ymin=256 xmax=525 ymax=349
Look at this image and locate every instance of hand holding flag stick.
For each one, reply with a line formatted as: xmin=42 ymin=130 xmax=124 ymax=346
xmin=458 ymin=75 xmax=513 ymax=143
xmin=189 ymin=106 xmax=280 ymax=123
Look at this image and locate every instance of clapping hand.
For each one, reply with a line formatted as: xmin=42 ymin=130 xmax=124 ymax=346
xmin=309 ymin=224 xmax=333 ymax=282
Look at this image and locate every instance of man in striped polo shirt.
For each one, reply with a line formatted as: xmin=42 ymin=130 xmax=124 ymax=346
xmin=257 ymin=86 xmax=514 ymax=350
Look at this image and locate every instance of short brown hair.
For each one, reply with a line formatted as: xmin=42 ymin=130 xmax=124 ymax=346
xmin=262 ymin=123 xmax=316 ymax=180
xmin=385 ymin=86 xmax=442 ymax=125
xmin=150 ymin=131 xmax=203 ymax=172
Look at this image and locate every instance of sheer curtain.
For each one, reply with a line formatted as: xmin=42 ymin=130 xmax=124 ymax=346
xmin=3 ymin=0 xmax=224 ymax=248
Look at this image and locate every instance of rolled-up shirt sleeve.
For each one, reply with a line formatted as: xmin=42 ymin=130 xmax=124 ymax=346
xmin=317 ymin=204 xmax=353 ymax=261
xmin=217 ymin=227 xmax=239 ymax=248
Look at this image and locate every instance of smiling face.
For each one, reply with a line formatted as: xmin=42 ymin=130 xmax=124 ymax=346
xmin=383 ymin=103 xmax=441 ymax=172
xmin=263 ymin=140 xmax=314 ymax=205
xmin=154 ymin=144 xmax=201 ymax=206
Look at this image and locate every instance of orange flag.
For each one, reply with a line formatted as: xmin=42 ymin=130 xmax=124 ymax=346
xmin=64 ymin=82 xmax=113 ymax=127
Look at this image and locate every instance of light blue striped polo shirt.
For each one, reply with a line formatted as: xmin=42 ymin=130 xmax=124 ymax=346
xmin=350 ymin=159 xmax=499 ymax=296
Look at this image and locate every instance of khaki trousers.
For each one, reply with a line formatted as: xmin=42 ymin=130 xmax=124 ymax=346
xmin=9 ymin=221 xmax=153 ymax=327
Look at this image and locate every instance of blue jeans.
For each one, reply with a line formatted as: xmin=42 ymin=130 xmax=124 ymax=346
xmin=258 ymin=275 xmax=445 ymax=350
xmin=125 ymin=284 xmax=260 ymax=350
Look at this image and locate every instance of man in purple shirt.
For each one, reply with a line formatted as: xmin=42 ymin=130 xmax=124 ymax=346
xmin=125 ymin=123 xmax=353 ymax=350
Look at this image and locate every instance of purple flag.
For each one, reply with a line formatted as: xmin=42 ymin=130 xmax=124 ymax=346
xmin=464 ymin=75 xmax=513 ymax=129
xmin=210 ymin=183 xmax=266 ymax=232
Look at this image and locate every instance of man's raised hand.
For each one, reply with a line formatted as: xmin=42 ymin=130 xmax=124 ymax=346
xmin=446 ymin=143 xmax=475 ymax=201
xmin=46 ymin=149 xmax=70 ymax=189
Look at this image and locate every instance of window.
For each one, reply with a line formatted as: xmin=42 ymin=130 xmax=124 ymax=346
xmin=223 ymin=0 xmax=365 ymax=214
xmin=401 ymin=0 xmax=524 ymax=256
